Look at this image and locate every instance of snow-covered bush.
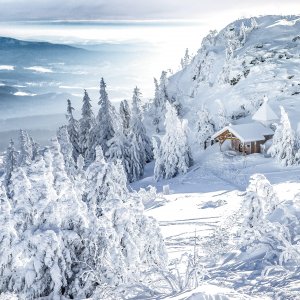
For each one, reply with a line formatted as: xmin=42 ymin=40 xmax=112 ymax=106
xmin=236 ymin=174 xmax=300 ymax=275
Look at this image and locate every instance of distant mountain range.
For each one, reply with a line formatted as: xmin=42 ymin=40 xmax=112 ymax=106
xmin=0 ymin=36 xmax=85 ymax=51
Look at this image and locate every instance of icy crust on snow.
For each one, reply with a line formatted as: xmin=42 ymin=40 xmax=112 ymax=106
xmin=167 ymin=15 xmax=300 ymax=133
xmin=212 ymin=122 xmax=274 ymax=143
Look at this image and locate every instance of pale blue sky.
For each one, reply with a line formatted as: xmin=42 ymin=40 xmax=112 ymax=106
xmin=0 ymin=0 xmax=300 ymax=22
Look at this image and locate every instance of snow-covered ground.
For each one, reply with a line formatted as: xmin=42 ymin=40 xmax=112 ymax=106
xmin=131 ymin=145 xmax=300 ymax=299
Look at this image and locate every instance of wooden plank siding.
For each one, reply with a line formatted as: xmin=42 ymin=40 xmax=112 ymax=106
xmin=215 ymin=129 xmax=270 ymax=154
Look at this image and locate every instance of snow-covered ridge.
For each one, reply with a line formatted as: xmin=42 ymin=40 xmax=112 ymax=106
xmin=167 ymin=15 xmax=300 ymax=130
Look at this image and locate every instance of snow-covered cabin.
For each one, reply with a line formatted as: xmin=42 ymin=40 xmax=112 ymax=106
xmin=212 ymin=97 xmax=279 ymax=154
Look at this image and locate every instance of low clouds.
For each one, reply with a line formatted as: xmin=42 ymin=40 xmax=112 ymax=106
xmin=0 ymin=0 xmax=300 ymax=21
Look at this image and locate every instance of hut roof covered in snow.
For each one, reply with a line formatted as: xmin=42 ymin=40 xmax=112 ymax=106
xmin=212 ymin=122 xmax=274 ymax=143
xmin=252 ymin=96 xmax=279 ymax=124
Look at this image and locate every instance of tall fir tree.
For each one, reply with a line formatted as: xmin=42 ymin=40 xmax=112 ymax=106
xmin=4 ymin=139 xmax=18 ymax=197
xmin=79 ymin=90 xmax=95 ymax=158
xmin=197 ymin=107 xmax=215 ymax=150
xmin=119 ymin=99 xmax=131 ymax=135
xmin=152 ymin=72 xmax=169 ymax=133
xmin=130 ymin=86 xmax=153 ymax=163
xmin=154 ymin=102 xmax=192 ymax=180
xmin=66 ymin=99 xmax=81 ymax=161
xmin=18 ymin=129 xmax=33 ymax=167
xmin=181 ymin=48 xmax=191 ymax=69
xmin=57 ymin=125 xmax=76 ymax=178
xmin=87 ymin=78 xmax=115 ymax=162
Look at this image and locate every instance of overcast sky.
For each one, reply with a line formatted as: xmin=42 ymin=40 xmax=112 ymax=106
xmin=0 ymin=0 xmax=300 ymax=22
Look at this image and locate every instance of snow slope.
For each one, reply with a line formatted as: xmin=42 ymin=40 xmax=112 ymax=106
xmin=167 ymin=15 xmax=300 ymax=137
xmin=131 ymin=142 xmax=300 ymax=299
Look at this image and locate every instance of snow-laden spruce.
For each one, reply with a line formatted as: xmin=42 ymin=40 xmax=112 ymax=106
xmin=151 ymin=72 xmax=169 ymax=134
xmin=4 ymin=140 xmax=18 ymax=197
xmin=61 ymin=78 xmax=153 ymax=183
xmin=79 ymin=89 xmax=95 ymax=159
xmin=268 ymin=106 xmax=296 ymax=166
xmin=154 ymin=102 xmax=192 ymax=180
xmin=66 ymin=99 xmax=81 ymax=161
xmin=18 ymin=130 xmax=33 ymax=167
xmin=87 ymin=78 xmax=115 ymax=162
xmin=196 ymin=106 xmax=215 ymax=150
xmin=119 ymin=99 xmax=130 ymax=135
xmin=130 ymin=87 xmax=153 ymax=164
xmin=57 ymin=125 xmax=76 ymax=178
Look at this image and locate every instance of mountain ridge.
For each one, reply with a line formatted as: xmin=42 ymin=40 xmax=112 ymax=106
xmin=167 ymin=15 xmax=300 ymax=133
xmin=0 ymin=36 xmax=86 ymax=52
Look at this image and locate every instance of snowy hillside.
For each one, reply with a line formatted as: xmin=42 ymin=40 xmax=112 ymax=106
xmin=3 ymin=15 xmax=300 ymax=300
xmin=167 ymin=15 xmax=300 ymax=134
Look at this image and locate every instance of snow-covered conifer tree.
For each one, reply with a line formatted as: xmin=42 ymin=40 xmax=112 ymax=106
xmin=197 ymin=107 xmax=215 ymax=149
xmin=240 ymin=174 xmax=266 ymax=248
xmin=4 ymin=139 xmax=18 ymax=197
xmin=74 ymin=154 xmax=86 ymax=198
xmin=152 ymin=72 xmax=169 ymax=133
xmin=30 ymin=136 xmax=39 ymax=161
xmin=159 ymin=71 xmax=169 ymax=105
xmin=181 ymin=48 xmax=191 ymax=69
xmin=128 ymin=133 xmax=145 ymax=182
xmin=153 ymin=136 xmax=164 ymax=181
xmin=239 ymin=22 xmax=247 ymax=45
xmin=106 ymin=128 xmax=130 ymax=171
xmin=130 ymin=87 xmax=153 ymax=163
xmin=49 ymin=138 xmax=87 ymax=227
xmin=154 ymin=102 xmax=192 ymax=180
xmin=9 ymin=167 xmax=32 ymax=233
xmin=152 ymin=78 xmax=161 ymax=133
xmin=86 ymin=146 xmax=127 ymax=216
xmin=87 ymin=78 xmax=115 ymax=162
xmin=119 ymin=99 xmax=131 ymax=134
xmin=268 ymin=106 xmax=295 ymax=166
xmin=57 ymin=125 xmax=76 ymax=178
xmin=250 ymin=17 xmax=258 ymax=30
xmin=66 ymin=99 xmax=81 ymax=161
xmin=253 ymin=174 xmax=279 ymax=215
xmin=79 ymin=90 xmax=95 ymax=158
xmin=0 ymin=183 xmax=16 ymax=291
xmin=18 ymin=130 xmax=33 ymax=167
xmin=215 ymin=100 xmax=229 ymax=130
